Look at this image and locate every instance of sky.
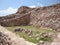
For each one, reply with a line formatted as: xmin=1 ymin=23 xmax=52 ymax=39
xmin=0 ymin=0 xmax=60 ymax=16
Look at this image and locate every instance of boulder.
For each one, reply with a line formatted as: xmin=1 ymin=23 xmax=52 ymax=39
xmin=0 ymin=32 xmax=11 ymax=45
xmin=14 ymin=28 xmax=23 ymax=32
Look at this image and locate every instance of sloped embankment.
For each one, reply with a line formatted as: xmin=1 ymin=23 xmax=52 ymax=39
xmin=0 ymin=26 xmax=36 ymax=45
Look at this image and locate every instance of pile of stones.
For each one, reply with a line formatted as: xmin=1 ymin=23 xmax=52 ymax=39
xmin=14 ymin=28 xmax=33 ymax=36
xmin=14 ymin=27 xmax=23 ymax=32
xmin=0 ymin=32 xmax=12 ymax=45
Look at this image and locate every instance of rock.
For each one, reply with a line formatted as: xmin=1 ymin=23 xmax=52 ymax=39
xmin=36 ymin=37 xmax=40 ymax=40
xmin=48 ymin=32 xmax=57 ymax=38
xmin=14 ymin=27 xmax=23 ymax=32
xmin=29 ymin=36 xmax=32 ymax=38
xmin=37 ymin=41 xmax=51 ymax=45
xmin=24 ymin=29 xmax=33 ymax=35
xmin=38 ymin=40 xmax=44 ymax=44
xmin=35 ymin=34 xmax=40 ymax=38
xmin=0 ymin=32 xmax=12 ymax=45
xmin=39 ymin=40 xmax=44 ymax=44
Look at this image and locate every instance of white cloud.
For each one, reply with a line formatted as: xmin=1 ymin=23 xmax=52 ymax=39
xmin=37 ymin=3 xmax=40 ymax=5
xmin=29 ymin=3 xmax=44 ymax=8
xmin=0 ymin=7 xmax=17 ymax=16
xmin=29 ymin=5 xmax=36 ymax=8
xmin=37 ymin=3 xmax=44 ymax=7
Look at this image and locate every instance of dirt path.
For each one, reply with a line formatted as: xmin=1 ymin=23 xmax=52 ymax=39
xmin=0 ymin=26 xmax=36 ymax=45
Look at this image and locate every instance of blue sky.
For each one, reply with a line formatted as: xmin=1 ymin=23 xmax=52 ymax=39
xmin=0 ymin=0 xmax=60 ymax=16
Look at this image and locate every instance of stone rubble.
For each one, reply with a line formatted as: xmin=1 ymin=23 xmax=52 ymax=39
xmin=14 ymin=27 xmax=33 ymax=35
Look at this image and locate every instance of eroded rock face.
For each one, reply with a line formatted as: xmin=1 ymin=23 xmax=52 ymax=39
xmin=0 ymin=32 xmax=11 ymax=45
xmin=0 ymin=6 xmax=31 ymax=26
xmin=0 ymin=3 xmax=60 ymax=31
xmin=16 ymin=6 xmax=33 ymax=14
xmin=1 ymin=14 xmax=30 ymax=26
xmin=30 ymin=3 xmax=60 ymax=31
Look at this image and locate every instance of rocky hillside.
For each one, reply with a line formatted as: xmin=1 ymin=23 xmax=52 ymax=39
xmin=0 ymin=6 xmax=32 ymax=26
xmin=0 ymin=3 xmax=60 ymax=31
xmin=30 ymin=3 xmax=60 ymax=31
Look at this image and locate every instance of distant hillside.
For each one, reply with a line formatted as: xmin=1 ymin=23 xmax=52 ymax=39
xmin=0 ymin=3 xmax=60 ymax=31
